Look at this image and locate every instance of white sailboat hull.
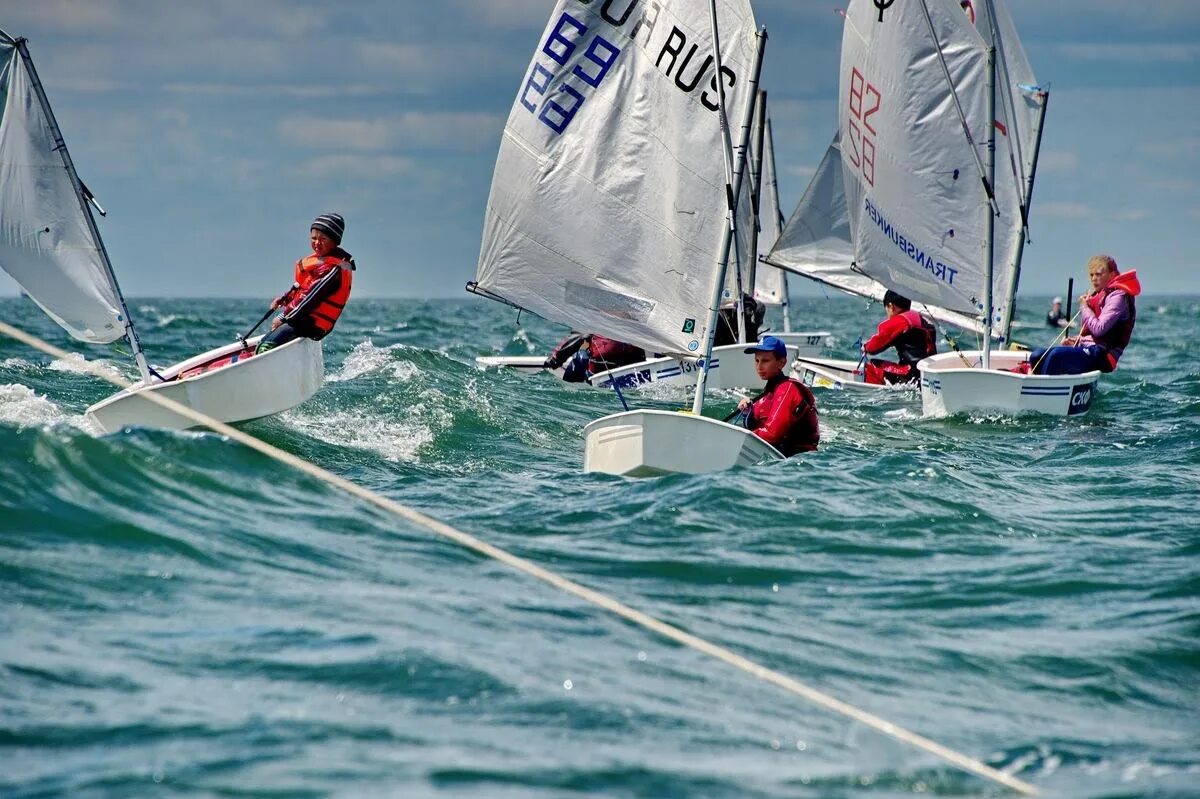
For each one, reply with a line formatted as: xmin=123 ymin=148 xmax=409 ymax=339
xmin=475 ymin=355 xmax=560 ymax=376
xmin=583 ymin=409 xmax=783 ymax=477
xmin=918 ymin=351 xmax=1100 ymax=418
xmin=588 ymin=332 xmax=831 ymax=392
xmin=85 ymin=336 xmax=324 ymax=432
xmin=790 ymin=356 xmax=917 ymax=393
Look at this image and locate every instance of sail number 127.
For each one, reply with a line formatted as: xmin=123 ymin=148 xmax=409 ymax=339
xmin=845 ymin=67 xmax=881 ymax=187
xmin=519 ymin=12 xmax=622 ymax=135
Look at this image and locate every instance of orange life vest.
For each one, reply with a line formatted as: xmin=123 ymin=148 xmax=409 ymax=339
xmin=284 ymin=253 xmax=353 ymax=335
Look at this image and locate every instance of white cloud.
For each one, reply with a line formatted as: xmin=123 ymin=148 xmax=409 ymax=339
xmin=279 ymin=112 xmax=502 ymax=152
xmin=1037 ymin=151 xmax=1079 ymax=172
xmin=162 ymin=82 xmax=386 ymax=99
xmin=1039 ymin=202 xmax=1092 ymax=219
xmin=452 ymin=0 xmax=560 ymax=30
xmin=296 ymin=154 xmax=413 ymax=181
xmin=1109 ymin=209 xmax=1150 ymax=221
xmin=1058 ymin=42 xmax=1199 ymax=64
xmin=1147 ymin=178 xmax=1197 ymax=193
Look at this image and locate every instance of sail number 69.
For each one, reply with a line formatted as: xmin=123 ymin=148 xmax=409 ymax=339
xmin=519 ymin=12 xmax=622 ymax=135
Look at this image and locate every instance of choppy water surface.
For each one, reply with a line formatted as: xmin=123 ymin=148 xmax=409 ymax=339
xmin=2 ymin=294 xmax=1197 ymax=798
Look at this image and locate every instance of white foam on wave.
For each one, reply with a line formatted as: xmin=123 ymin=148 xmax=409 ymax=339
xmin=47 ymin=351 xmax=128 ymax=379
xmin=511 ymin=327 xmax=536 ymax=353
xmin=281 ymin=404 xmax=434 ymax=462
xmin=0 ymin=383 xmax=73 ymax=428
xmin=328 ymin=339 xmax=421 ymax=383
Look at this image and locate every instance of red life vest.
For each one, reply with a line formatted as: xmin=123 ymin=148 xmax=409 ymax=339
xmin=284 ymin=253 xmax=353 ymax=336
xmin=748 ymin=375 xmax=819 ymax=456
xmin=1084 ymin=271 xmax=1139 ymax=371
xmin=893 ymin=310 xmax=938 ymax=365
xmin=586 ymin=335 xmax=645 ymax=373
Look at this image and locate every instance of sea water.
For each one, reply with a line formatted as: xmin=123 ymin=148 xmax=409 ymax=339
xmin=2 ymin=294 xmax=1197 ymax=797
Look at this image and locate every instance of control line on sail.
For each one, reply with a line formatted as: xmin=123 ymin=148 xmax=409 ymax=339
xmin=0 ymin=320 xmax=1039 ymax=797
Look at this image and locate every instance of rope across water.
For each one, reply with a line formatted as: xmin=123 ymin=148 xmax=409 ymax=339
xmin=0 ymin=319 xmax=1039 ymax=796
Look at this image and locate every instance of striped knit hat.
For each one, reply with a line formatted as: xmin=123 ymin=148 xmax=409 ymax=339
xmin=311 ymin=213 xmax=345 ymax=244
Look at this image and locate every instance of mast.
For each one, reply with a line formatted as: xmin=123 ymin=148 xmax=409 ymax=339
xmin=691 ymin=9 xmax=766 ymax=415
xmin=763 ymin=114 xmax=791 ymax=332
xmin=14 ymin=37 xmax=152 ymax=384
xmin=981 ymin=35 xmax=997 ymax=369
xmin=1000 ymin=86 xmax=1048 ymax=344
xmin=747 ymin=89 xmax=768 ymax=315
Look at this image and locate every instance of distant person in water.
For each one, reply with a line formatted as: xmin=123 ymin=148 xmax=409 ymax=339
xmin=1027 ymin=254 xmax=1140 ymax=375
xmin=1046 ymin=296 xmax=1068 ymax=328
xmin=861 ymin=289 xmax=937 ymax=385
xmin=257 ymin=213 xmax=355 ymax=354
xmin=543 ymin=332 xmax=645 ymax=382
xmin=736 ymin=335 xmax=819 ymax=456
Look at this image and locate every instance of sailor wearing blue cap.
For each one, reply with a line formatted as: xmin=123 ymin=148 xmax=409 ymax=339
xmin=735 ymin=336 xmax=819 ymax=456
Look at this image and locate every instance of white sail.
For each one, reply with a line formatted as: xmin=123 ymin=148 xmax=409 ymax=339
xmin=766 ymin=133 xmax=985 ymax=333
xmin=751 ymin=114 xmax=785 ymax=306
xmin=475 ymin=0 xmax=759 ymax=356
xmin=838 ymin=0 xmax=1037 ymax=337
xmin=0 ymin=31 xmax=125 ymax=343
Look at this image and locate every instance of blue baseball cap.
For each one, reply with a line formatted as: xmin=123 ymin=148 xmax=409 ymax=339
xmin=744 ymin=335 xmax=788 ymax=357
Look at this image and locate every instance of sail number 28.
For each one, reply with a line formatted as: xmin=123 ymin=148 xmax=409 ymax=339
xmin=520 ymin=12 xmax=622 ymax=135
xmin=845 ymin=67 xmax=882 ymax=187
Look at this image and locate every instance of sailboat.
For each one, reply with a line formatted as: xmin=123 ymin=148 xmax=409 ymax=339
xmin=0 ymin=31 xmax=323 ymax=432
xmin=824 ymin=0 xmax=1094 ymax=416
xmin=472 ymin=0 xmax=783 ymax=476
xmin=765 ymin=132 xmax=984 ymax=391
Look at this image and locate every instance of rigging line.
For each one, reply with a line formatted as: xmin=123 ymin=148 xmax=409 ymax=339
xmin=0 ymin=319 xmax=1039 ymax=798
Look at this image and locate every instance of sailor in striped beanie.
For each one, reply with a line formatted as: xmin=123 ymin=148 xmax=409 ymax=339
xmin=310 ymin=212 xmax=345 ymax=244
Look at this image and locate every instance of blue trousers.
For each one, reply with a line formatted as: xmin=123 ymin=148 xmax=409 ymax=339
xmin=255 ymin=323 xmax=301 ymax=354
xmin=1028 ymin=344 xmax=1107 ymax=375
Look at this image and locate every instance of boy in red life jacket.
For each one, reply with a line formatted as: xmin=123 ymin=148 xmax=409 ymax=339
xmin=861 ymin=289 xmax=937 ymax=384
xmin=256 ymin=213 xmax=356 ymax=354
xmin=1028 ymin=254 xmax=1140 ymax=375
xmin=736 ymin=336 xmax=819 ymax=456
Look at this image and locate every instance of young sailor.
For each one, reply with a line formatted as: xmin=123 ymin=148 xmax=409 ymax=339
xmin=1028 ymin=254 xmax=1140 ymax=375
xmin=736 ymin=336 xmax=819 ymax=456
xmin=543 ymin=332 xmax=645 ymax=383
xmin=861 ymin=289 xmax=937 ymax=385
xmin=257 ymin=213 xmax=355 ymax=354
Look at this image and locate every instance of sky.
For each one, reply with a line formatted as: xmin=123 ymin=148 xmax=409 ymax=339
xmin=2 ymin=0 xmax=1198 ymax=302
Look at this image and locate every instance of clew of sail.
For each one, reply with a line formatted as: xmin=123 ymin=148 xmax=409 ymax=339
xmin=0 ymin=31 xmax=125 ymax=344
xmin=838 ymin=0 xmax=1042 ymax=341
xmin=474 ymin=0 xmax=759 ymax=357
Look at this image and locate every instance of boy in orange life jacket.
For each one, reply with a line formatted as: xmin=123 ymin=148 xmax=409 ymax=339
xmin=256 ymin=213 xmax=356 ymax=354
xmin=861 ymin=289 xmax=937 ymax=384
xmin=736 ymin=336 xmax=819 ymax=456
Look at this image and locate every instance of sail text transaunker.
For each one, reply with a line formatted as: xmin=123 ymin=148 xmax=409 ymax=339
xmin=864 ymin=198 xmax=959 ymax=286
xmin=518 ymin=0 xmax=744 ymax=136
